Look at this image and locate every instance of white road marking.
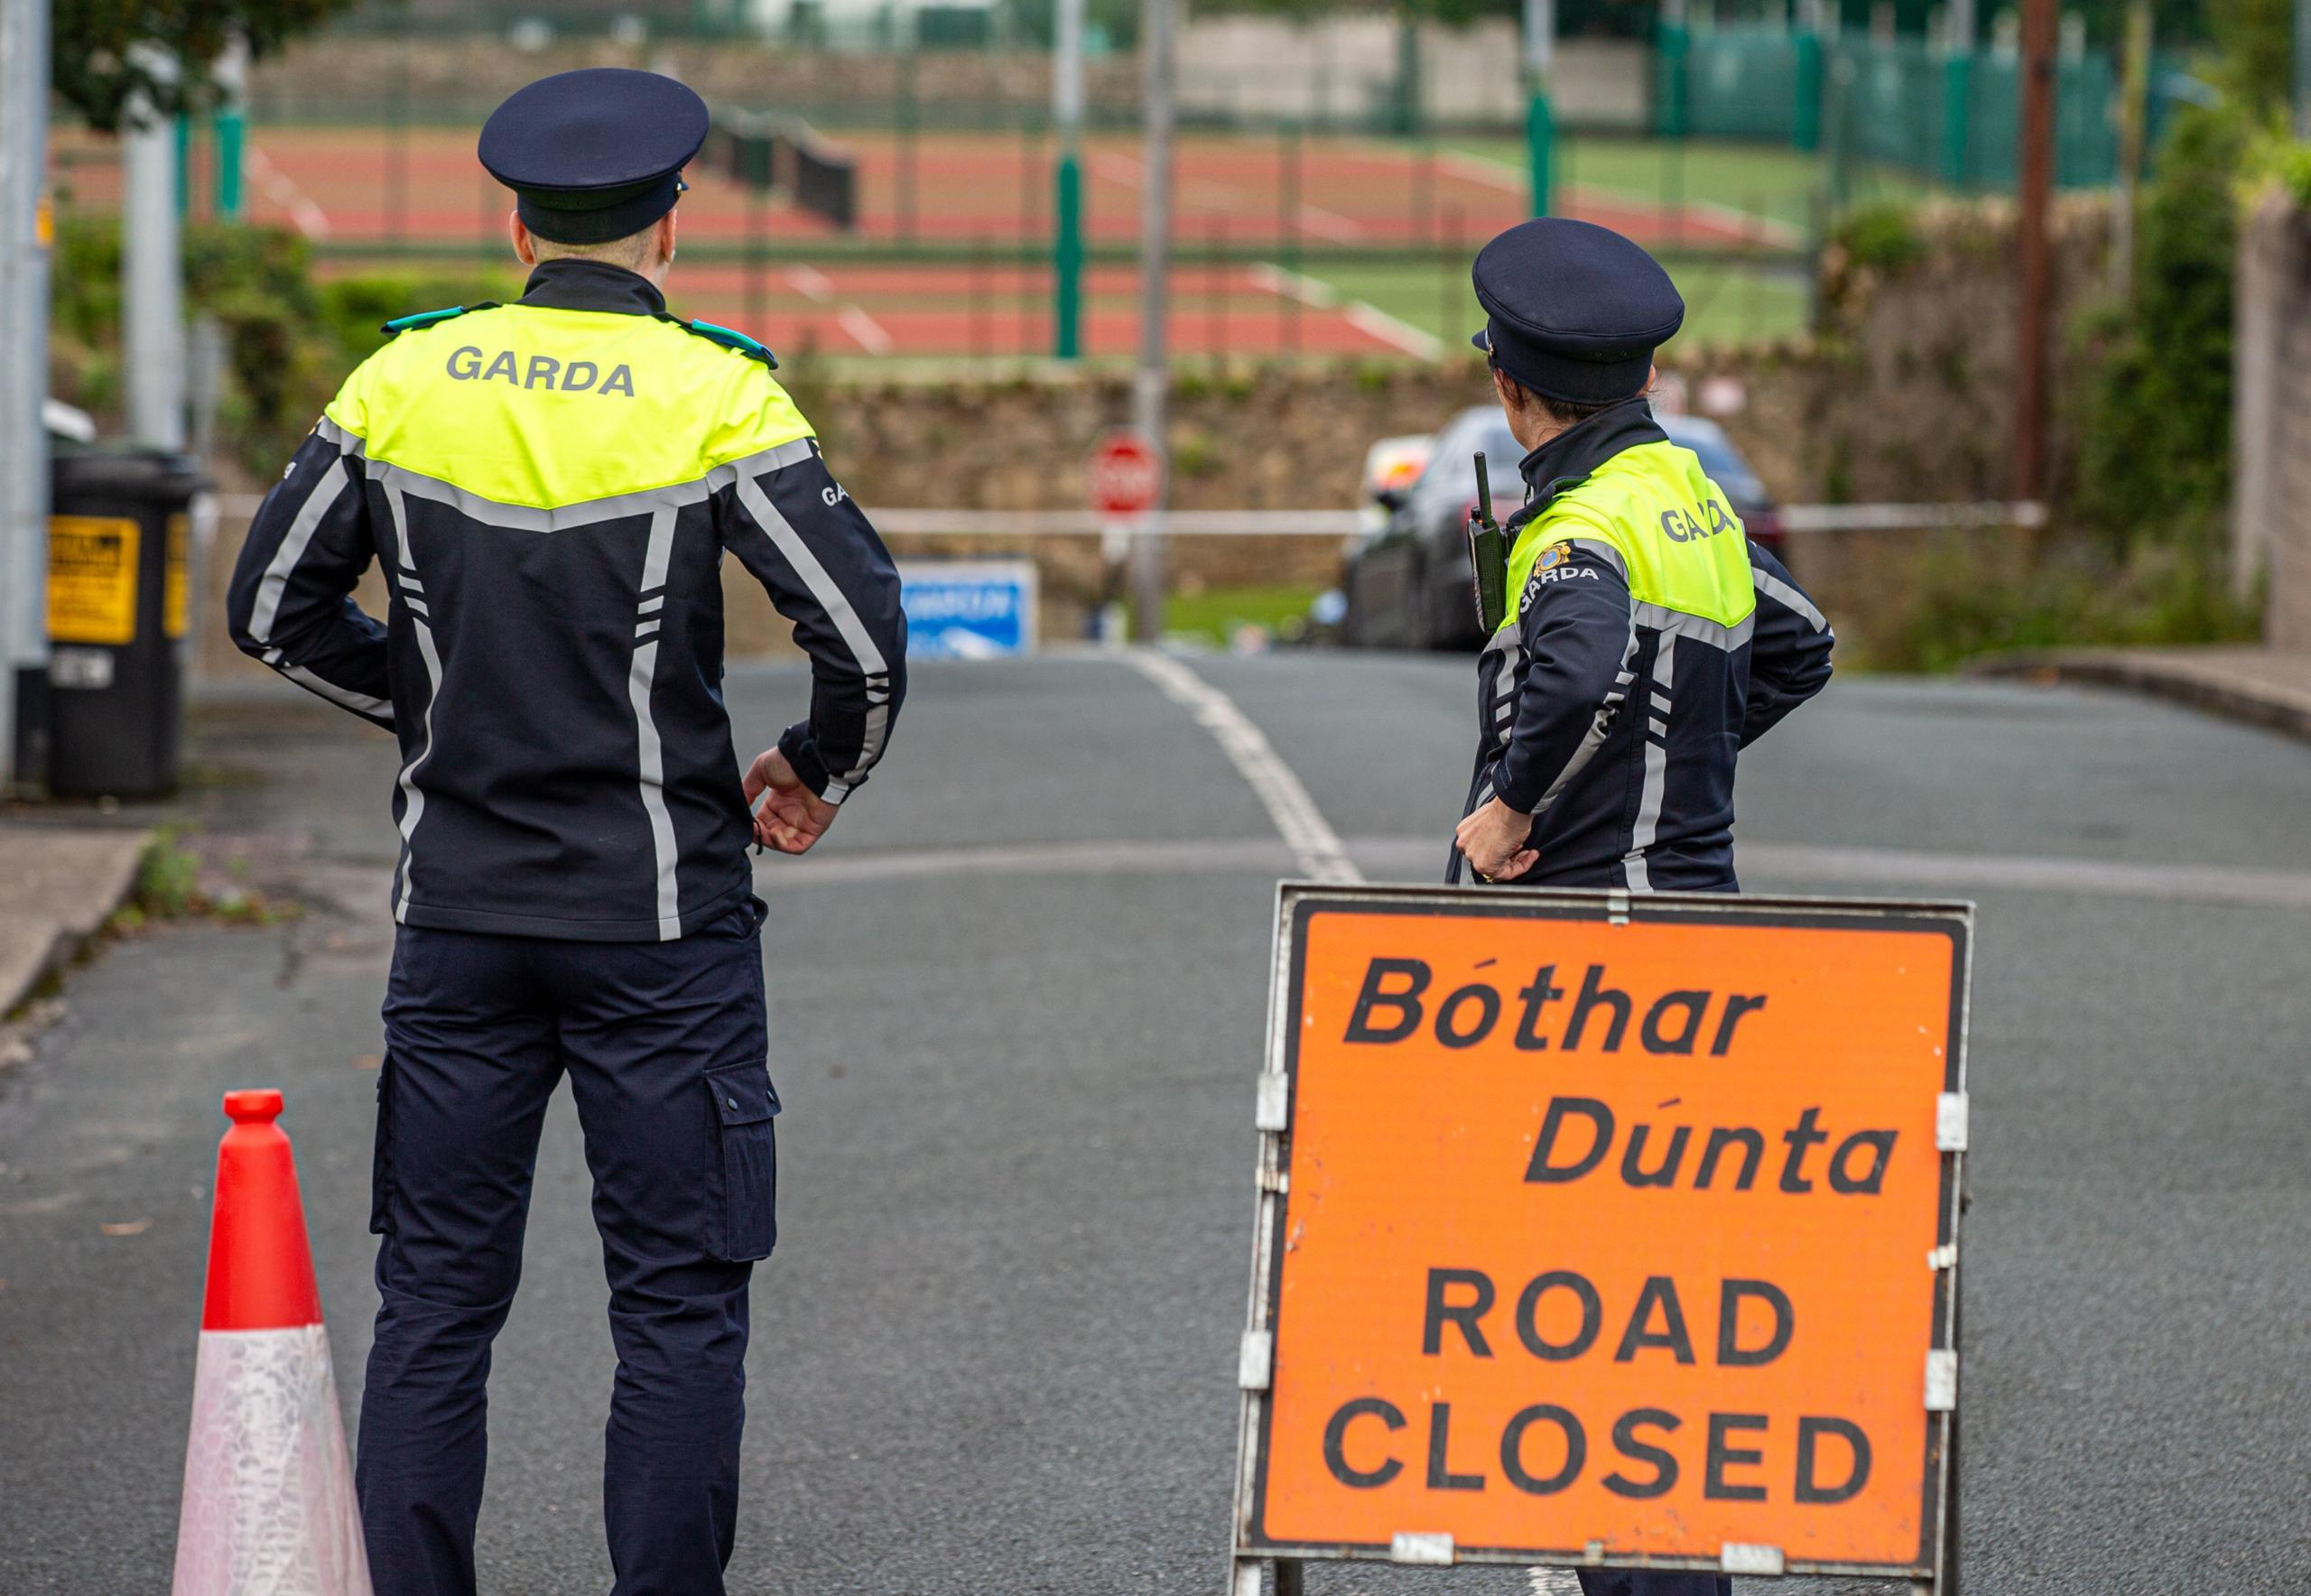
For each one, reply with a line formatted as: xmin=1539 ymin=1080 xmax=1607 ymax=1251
xmin=835 ymin=304 xmax=894 ymax=355
xmin=1527 ymin=1571 xmax=1583 ymax=1596
xmin=759 ymin=836 xmax=1304 ymax=886
xmin=246 ymin=148 xmax=329 ymax=240
xmin=759 ymin=832 xmax=2311 ymax=910
xmin=1118 ymin=651 xmax=1361 ymax=884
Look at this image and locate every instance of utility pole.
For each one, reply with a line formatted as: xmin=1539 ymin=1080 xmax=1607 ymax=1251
xmin=0 ymin=0 xmax=52 ymax=790
xmin=2013 ymin=0 xmax=2056 ymax=500
xmin=1129 ymin=0 xmax=1174 ymax=644
xmin=1524 ymin=0 xmax=1555 ymax=217
xmin=1052 ymin=0 xmax=1085 ymax=358
xmin=124 ymin=49 xmax=188 ymax=451
xmin=2111 ymin=0 xmax=2152 ymax=302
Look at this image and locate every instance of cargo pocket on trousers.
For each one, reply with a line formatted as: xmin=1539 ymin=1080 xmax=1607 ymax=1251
xmin=369 ymin=1053 xmax=395 ymax=1236
xmin=707 ymin=1062 xmax=779 ymax=1261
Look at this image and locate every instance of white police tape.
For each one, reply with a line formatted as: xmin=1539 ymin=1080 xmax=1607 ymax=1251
xmin=216 ymin=496 xmax=2046 ymax=539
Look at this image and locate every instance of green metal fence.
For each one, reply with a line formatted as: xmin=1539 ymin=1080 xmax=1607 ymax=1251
xmin=1662 ymin=25 xmax=2203 ymax=190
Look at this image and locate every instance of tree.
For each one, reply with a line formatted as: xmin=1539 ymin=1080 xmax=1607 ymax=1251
xmin=54 ymin=0 xmax=356 ymax=133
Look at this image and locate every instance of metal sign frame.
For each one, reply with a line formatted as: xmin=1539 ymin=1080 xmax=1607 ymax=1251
xmin=1227 ymin=882 xmax=1973 ymax=1596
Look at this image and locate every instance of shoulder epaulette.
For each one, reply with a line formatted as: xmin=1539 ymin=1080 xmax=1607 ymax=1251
xmin=380 ymin=303 xmax=496 ymax=337
xmin=662 ymin=314 xmax=778 ymax=369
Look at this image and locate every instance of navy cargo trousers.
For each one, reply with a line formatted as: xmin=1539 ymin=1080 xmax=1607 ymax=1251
xmin=357 ymin=898 xmax=778 ymax=1596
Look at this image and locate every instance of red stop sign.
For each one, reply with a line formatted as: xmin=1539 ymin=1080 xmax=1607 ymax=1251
xmin=1090 ymin=431 xmax=1164 ymax=519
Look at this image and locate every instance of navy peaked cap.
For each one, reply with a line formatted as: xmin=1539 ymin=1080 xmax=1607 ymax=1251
xmin=479 ymin=70 xmax=710 ymax=245
xmin=1469 ymin=218 xmax=1685 ymax=404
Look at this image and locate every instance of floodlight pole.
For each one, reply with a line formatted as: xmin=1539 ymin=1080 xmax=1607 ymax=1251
xmin=1130 ymin=0 xmax=1174 ymax=644
xmin=1525 ymin=0 xmax=1555 ymax=216
xmin=1053 ymin=0 xmax=1085 ymax=358
xmin=0 ymin=0 xmax=51 ymax=790
xmin=124 ymin=51 xmax=188 ymax=452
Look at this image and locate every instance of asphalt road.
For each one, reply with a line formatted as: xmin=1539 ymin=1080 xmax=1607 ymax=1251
xmin=3 ymin=650 xmax=2308 ymax=1595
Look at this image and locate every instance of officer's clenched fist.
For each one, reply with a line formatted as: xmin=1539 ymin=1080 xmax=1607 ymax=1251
xmin=1454 ymin=796 xmax=1538 ymax=884
xmin=745 ymin=747 xmax=840 ymax=854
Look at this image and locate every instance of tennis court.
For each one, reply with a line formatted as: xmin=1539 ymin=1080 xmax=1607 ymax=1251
xmin=52 ymin=122 xmax=1805 ymax=359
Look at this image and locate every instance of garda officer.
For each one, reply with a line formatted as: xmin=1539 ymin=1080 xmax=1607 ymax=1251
xmin=1449 ymin=220 xmax=1832 ymax=1596
xmin=1451 ymin=218 xmax=1833 ymax=906
xmin=226 ymin=70 xmax=907 ymax=1596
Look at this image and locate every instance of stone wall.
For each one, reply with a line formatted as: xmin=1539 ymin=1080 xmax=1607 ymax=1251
xmin=733 ymin=359 xmax=1493 ymax=654
xmin=191 ymin=195 xmax=2098 ymax=673
xmin=1704 ymin=195 xmax=2113 ymax=506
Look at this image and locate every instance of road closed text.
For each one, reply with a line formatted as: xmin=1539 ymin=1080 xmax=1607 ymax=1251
xmin=1246 ymin=904 xmax=1964 ymax=1570
xmin=1315 ymin=1267 xmax=1873 ymax=1506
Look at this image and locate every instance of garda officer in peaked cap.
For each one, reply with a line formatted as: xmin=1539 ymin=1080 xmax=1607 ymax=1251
xmin=227 ymin=69 xmax=908 ymax=1595
xmin=1451 ymin=219 xmax=1833 ymax=1596
xmin=1451 ymin=216 xmax=1833 ymax=906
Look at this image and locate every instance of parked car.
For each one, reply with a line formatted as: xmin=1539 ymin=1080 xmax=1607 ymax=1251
xmin=1341 ymin=406 xmax=1787 ymax=651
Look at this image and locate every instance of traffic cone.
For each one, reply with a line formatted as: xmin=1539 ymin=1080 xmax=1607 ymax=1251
xmin=172 ymin=1089 xmax=371 ymax=1596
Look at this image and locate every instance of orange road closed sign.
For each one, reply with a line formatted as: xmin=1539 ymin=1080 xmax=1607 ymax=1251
xmin=1230 ymin=885 xmax=1972 ymax=1592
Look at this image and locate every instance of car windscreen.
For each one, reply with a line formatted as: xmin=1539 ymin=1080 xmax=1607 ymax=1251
xmin=1415 ymin=417 xmax=1524 ymax=512
xmin=1666 ymin=424 xmax=1768 ymax=505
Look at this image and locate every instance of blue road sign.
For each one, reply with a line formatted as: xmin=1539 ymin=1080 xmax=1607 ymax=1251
xmin=898 ymin=560 xmax=1040 ymax=660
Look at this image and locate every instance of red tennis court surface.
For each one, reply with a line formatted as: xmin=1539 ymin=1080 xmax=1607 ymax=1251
xmin=52 ymin=124 xmax=1790 ymax=358
xmin=57 ymin=125 xmax=1789 ymax=254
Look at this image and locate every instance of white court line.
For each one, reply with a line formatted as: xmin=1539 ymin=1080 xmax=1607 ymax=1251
xmin=1117 ymin=651 xmax=1363 ymax=884
xmin=1247 ymin=261 xmax=1444 ymax=359
xmin=784 ymin=264 xmax=835 ymax=302
xmin=1091 ymin=149 xmax=1359 ymax=239
xmin=1345 ymin=302 xmax=1446 ymax=359
xmin=786 ymin=265 xmax=893 ymax=355
xmin=1244 ymin=262 xmax=1340 ymax=309
xmin=245 ymin=148 xmax=329 ymax=240
xmin=1428 ymin=145 xmax=1804 ymax=249
xmin=1438 ymin=148 xmax=1527 ymax=192
xmin=1295 ymin=202 xmax=1363 ymax=242
xmin=835 ymin=304 xmax=894 ymax=355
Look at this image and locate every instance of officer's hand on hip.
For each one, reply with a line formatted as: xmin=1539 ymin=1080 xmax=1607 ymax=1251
xmin=1455 ymin=798 xmax=1538 ymax=883
xmin=744 ymin=747 xmax=840 ymax=855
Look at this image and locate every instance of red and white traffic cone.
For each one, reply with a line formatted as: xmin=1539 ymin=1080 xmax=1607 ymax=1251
xmin=172 ymin=1089 xmax=371 ymax=1596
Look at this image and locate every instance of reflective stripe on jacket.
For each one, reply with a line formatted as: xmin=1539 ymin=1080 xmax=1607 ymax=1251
xmin=1451 ymin=399 xmax=1833 ymax=891
xmin=227 ymin=258 xmax=908 ymax=942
